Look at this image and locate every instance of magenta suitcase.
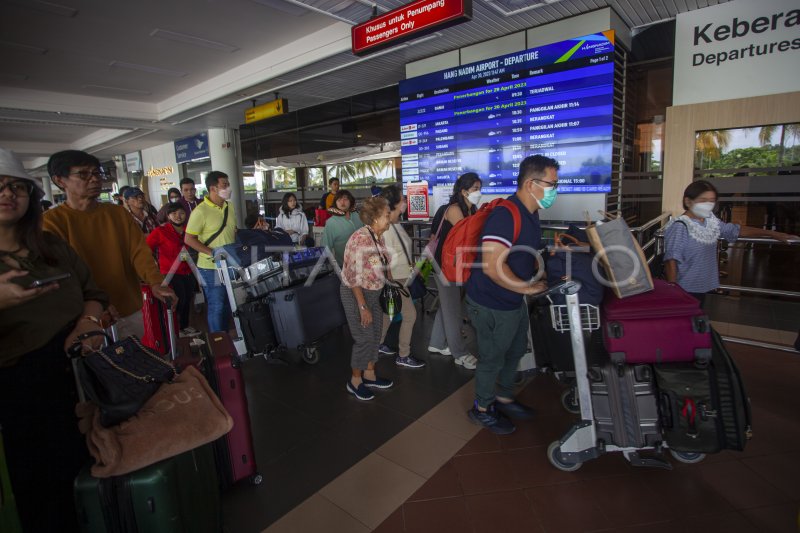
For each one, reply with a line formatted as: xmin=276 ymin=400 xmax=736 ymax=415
xmin=602 ymin=280 xmax=711 ymax=364
xmin=206 ymin=332 xmax=263 ymax=487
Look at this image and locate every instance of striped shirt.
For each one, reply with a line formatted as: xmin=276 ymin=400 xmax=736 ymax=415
xmin=664 ymin=216 xmax=739 ymax=293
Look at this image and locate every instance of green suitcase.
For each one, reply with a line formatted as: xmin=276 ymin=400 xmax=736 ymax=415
xmin=0 ymin=426 xmax=23 ymax=533
xmin=74 ymin=444 xmax=221 ymax=533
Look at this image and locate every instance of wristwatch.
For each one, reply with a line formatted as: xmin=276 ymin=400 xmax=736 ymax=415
xmin=359 ymin=304 xmax=367 ymax=310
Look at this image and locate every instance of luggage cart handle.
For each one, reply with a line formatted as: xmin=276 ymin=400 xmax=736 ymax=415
xmin=66 ymin=342 xmax=88 ymax=404
xmin=530 ymin=280 xmax=582 ymax=300
xmin=164 ymin=297 xmax=179 ymax=362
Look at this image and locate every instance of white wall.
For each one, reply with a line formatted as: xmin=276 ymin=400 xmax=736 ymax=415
xmin=140 ymin=142 xmax=179 ymax=208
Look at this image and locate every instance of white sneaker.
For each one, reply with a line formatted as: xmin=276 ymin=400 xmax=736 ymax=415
xmin=454 ymin=354 xmax=478 ymax=370
xmin=428 ymin=345 xmax=451 ymax=356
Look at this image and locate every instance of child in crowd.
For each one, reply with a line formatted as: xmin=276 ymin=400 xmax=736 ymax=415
xmin=146 ymin=202 xmax=198 ymax=336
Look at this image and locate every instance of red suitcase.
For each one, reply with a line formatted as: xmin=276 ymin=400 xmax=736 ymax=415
xmin=141 ymin=284 xmax=179 ymax=355
xmin=602 ymin=279 xmax=712 ymax=364
xmin=205 ymin=332 xmax=262 ymax=487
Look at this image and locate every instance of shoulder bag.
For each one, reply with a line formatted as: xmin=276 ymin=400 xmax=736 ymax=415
xmin=203 ymin=202 xmax=229 ymax=247
xmin=70 ymin=332 xmax=177 ymax=428
xmin=367 ymin=228 xmax=409 ymax=318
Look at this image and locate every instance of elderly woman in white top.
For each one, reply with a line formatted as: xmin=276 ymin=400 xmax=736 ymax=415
xmin=378 ymin=185 xmax=426 ymax=369
xmin=274 ymin=192 xmax=312 ymax=247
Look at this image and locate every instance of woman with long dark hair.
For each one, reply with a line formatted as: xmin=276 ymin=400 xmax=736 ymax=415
xmin=275 ymin=192 xmax=312 ymax=247
xmin=427 ymin=172 xmax=482 ymax=369
xmin=0 ymin=148 xmax=108 ymax=532
xmin=664 ymin=180 xmax=796 ymax=306
xmin=378 ymin=185 xmax=425 ymax=368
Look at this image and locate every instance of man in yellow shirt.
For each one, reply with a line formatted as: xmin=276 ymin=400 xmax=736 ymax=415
xmin=184 ymin=171 xmax=237 ymax=333
xmin=43 ymin=150 xmax=176 ymax=340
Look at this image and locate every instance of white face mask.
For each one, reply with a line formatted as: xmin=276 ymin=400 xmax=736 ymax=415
xmin=217 ymin=187 xmax=231 ymax=200
xmin=467 ymin=191 xmax=481 ymax=206
xmin=690 ymin=201 xmax=715 ymax=219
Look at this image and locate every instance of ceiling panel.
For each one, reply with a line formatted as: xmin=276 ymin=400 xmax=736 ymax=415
xmin=0 ymin=0 xmax=731 ymax=162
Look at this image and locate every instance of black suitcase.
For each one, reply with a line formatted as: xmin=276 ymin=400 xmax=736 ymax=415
xmin=529 ymin=300 xmax=576 ymax=372
xmin=268 ymin=273 xmax=346 ymax=362
xmin=590 ymin=362 xmax=662 ymax=449
xmin=237 ymin=298 xmax=277 ymax=356
xmin=654 ymin=329 xmax=752 ymax=453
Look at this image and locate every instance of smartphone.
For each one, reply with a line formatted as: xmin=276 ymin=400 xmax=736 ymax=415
xmin=28 ymin=272 xmax=71 ymax=288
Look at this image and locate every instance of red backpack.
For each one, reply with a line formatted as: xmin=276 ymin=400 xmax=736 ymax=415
xmin=441 ymin=198 xmax=522 ymax=284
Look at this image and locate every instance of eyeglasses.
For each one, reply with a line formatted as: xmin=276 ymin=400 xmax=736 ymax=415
xmin=0 ymin=181 xmax=34 ymax=196
xmin=68 ymin=169 xmax=106 ymax=181
xmin=531 ymin=178 xmax=559 ymax=190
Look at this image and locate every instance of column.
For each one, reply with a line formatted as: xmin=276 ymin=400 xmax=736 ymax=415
xmin=208 ymin=128 xmax=244 ymax=227
xmin=114 ymin=158 xmax=131 ymax=189
xmin=41 ymin=176 xmax=54 ymax=202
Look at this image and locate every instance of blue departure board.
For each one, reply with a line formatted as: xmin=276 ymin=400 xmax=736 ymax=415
xmin=399 ymin=32 xmax=615 ymax=194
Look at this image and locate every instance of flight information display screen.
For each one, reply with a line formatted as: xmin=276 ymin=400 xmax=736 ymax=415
xmin=399 ymin=31 xmax=615 ymax=194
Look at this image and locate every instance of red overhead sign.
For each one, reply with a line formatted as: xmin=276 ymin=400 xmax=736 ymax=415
xmin=352 ymin=0 xmax=472 ymax=56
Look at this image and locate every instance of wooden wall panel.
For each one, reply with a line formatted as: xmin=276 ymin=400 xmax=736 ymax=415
xmin=662 ymin=91 xmax=800 ymax=215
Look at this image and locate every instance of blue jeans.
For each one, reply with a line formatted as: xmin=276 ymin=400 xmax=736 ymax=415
xmin=466 ymin=297 xmax=529 ymax=409
xmin=198 ymin=268 xmax=230 ymax=333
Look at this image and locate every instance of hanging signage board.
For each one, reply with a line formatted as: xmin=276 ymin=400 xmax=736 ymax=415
xmin=174 ymin=132 xmax=209 ymax=164
xmin=406 ymin=180 xmax=430 ymax=219
xmin=352 ymin=0 xmax=472 ymax=56
xmin=244 ymin=99 xmax=288 ymax=124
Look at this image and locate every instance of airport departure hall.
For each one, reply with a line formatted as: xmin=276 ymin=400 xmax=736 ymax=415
xmin=1 ymin=0 xmax=799 ymax=532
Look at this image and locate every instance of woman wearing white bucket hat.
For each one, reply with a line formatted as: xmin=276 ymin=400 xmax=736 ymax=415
xmin=0 ymin=147 xmax=109 ymax=532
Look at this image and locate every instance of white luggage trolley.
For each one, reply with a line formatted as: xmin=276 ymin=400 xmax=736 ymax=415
xmin=541 ymin=281 xmax=703 ymax=471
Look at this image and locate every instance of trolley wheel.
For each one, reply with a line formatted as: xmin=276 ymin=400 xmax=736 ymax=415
xmin=669 ymin=449 xmax=706 ymax=464
xmin=302 ymin=347 xmax=320 ymax=365
xmin=251 ymin=473 xmax=264 ymax=485
xmin=560 ymin=388 xmax=580 ymax=415
xmin=547 ymin=440 xmax=582 ymax=472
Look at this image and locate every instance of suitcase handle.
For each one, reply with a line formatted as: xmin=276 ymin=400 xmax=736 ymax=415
xmin=681 ymin=397 xmax=699 ymax=438
xmin=606 ymin=322 xmax=623 ymax=339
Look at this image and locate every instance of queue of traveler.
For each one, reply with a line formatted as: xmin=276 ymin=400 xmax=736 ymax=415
xmin=4 ymin=144 xmax=797 ymax=532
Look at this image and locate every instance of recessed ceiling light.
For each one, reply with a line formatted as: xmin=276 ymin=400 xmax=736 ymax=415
xmin=150 ymin=29 xmax=239 ymax=53
xmin=109 ymin=60 xmax=187 ymax=78
xmin=327 ymin=0 xmax=356 ymax=14
xmin=4 ymin=0 xmax=77 ymax=17
xmin=251 ymin=0 xmax=309 ymax=16
xmin=0 ymin=73 xmax=29 ymax=82
xmin=0 ymin=40 xmax=48 ymax=55
xmin=82 ymin=84 xmax=153 ymax=96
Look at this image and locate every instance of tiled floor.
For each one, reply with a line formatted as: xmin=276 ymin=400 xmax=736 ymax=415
xmin=372 ymin=342 xmax=800 ymax=533
xmin=209 ymin=290 xmax=799 ymax=533
xmin=220 ymin=297 xmax=477 ymax=532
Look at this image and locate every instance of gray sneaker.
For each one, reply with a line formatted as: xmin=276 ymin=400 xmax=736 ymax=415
xmin=467 ymin=402 xmax=515 ymax=435
xmin=395 ymin=355 xmax=426 ymax=368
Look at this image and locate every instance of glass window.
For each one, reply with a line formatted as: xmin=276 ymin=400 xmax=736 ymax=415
xmin=271 ymin=168 xmax=297 ymax=190
xmin=306 ymin=167 xmax=325 ymax=188
xmin=326 ymin=159 xmax=395 ymax=186
xmin=693 ymin=123 xmax=799 ymax=235
xmin=694 ymin=123 xmax=800 ymax=174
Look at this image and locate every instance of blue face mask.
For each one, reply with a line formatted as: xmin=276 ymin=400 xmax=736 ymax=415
xmin=531 ymin=182 xmax=558 ymax=209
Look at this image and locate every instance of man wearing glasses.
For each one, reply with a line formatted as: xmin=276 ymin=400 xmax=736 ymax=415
xmin=43 ymin=150 xmax=176 ymax=340
xmin=464 ymin=155 xmax=560 ymax=435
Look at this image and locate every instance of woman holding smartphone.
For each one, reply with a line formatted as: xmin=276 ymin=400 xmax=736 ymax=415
xmin=0 ymin=148 xmax=108 ymax=533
